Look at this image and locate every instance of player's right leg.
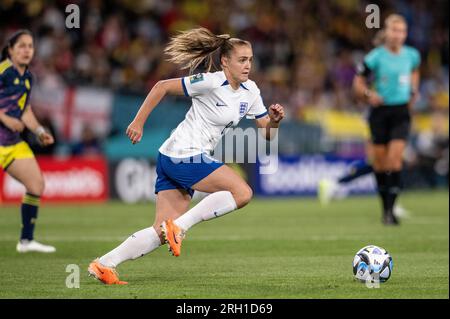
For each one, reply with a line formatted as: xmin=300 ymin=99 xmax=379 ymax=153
xmin=162 ymin=164 xmax=252 ymax=257
xmin=89 ymin=189 xmax=190 ymax=285
xmin=318 ymin=178 xmax=339 ymax=206
xmin=369 ymin=107 xmax=399 ymax=225
xmin=372 ymin=144 xmax=399 ymax=225
xmin=318 ymin=140 xmax=374 ymax=206
xmin=5 ymin=152 xmax=56 ymax=253
xmin=318 ymin=161 xmax=374 ymax=206
xmin=383 ymin=139 xmax=407 ymax=224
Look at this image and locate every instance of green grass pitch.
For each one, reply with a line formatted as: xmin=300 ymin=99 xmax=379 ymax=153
xmin=0 ymin=190 xmax=448 ymax=299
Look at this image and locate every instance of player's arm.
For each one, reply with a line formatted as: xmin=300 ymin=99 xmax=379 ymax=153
xmin=353 ymin=74 xmax=383 ymax=106
xmin=408 ymin=68 xmax=420 ymax=111
xmin=353 ymin=57 xmax=384 ymax=106
xmin=21 ymin=105 xmax=54 ymax=146
xmin=255 ymin=104 xmax=285 ymax=141
xmin=0 ymin=76 xmax=25 ymax=132
xmin=127 ymin=78 xmax=184 ymax=144
xmin=0 ymin=109 xmax=25 ymax=132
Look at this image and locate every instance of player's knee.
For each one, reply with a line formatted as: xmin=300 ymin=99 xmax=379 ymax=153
xmin=26 ymin=176 xmax=45 ymax=196
xmin=233 ymin=184 xmax=253 ymax=208
xmin=372 ymin=158 xmax=385 ymax=172
xmin=387 ymin=159 xmax=403 ymax=171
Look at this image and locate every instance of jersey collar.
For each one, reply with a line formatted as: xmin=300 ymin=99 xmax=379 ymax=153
xmin=221 ymin=80 xmax=249 ymax=91
xmin=8 ymin=58 xmax=30 ymax=78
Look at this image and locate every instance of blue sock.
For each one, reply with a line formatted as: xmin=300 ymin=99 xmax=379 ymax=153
xmin=338 ymin=162 xmax=373 ymax=184
xmin=20 ymin=193 xmax=40 ymax=241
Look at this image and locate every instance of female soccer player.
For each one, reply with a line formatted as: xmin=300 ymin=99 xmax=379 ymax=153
xmin=353 ymin=14 xmax=421 ymax=225
xmin=89 ymin=27 xmax=285 ymax=284
xmin=0 ymin=30 xmax=56 ymax=252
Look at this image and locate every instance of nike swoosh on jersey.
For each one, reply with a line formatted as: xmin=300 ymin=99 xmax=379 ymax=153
xmin=216 ymin=102 xmax=227 ymax=107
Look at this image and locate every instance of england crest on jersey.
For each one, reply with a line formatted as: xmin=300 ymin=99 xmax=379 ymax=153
xmin=239 ymin=102 xmax=248 ymax=117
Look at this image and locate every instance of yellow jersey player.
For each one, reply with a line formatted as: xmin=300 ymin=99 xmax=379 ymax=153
xmin=0 ymin=30 xmax=56 ymax=252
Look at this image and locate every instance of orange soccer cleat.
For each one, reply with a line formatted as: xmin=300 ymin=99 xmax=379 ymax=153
xmin=161 ymin=219 xmax=185 ymax=257
xmin=88 ymin=259 xmax=128 ymax=285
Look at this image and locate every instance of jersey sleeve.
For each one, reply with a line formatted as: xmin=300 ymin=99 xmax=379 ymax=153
xmin=356 ymin=61 xmax=372 ymax=77
xmin=246 ymin=87 xmax=268 ymax=120
xmin=181 ymin=72 xmax=216 ymax=97
xmin=358 ymin=48 xmax=380 ymax=77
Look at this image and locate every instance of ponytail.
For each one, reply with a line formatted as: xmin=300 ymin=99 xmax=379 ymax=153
xmin=0 ymin=46 xmax=9 ymax=61
xmin=164 ymin=27 xmax=251 ymax=74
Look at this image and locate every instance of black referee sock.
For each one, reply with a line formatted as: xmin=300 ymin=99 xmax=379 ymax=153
xmin=375 ymin=172 xmax=389 ymax=213
xmin=386 ymin=171 xmax=401 ymax=214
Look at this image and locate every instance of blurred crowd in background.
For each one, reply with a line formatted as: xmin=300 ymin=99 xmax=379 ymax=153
xmin=0 ymin=0 xmax=448 ymax=187
xmin=1 ymin=0 xmax=448 ymax=112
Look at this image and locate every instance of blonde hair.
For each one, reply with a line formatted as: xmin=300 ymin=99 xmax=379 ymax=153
xmin=164 ymin=27 xmax=251 ymax=74
xmin=373 ymin=14 xmax=407 ymax=47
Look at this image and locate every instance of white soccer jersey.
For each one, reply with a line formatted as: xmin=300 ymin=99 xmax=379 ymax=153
xmin=158 ymin=71 xmax=268 ymax=158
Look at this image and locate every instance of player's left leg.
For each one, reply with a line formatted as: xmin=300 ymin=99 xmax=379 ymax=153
xmin=383 ymin=106 xmax=411 ymax=224
xmin=98 ymin=189 xmax=190 ymax=267
xmin=372 ymin=144 xmax=396 ymax=224
xmin=174 ymin=164 xmax=251 ymax=228
xmin=5 ymin=156 xmax=55 ymax=253
xmin=384 ymin=139 xmax=406 ymax=222
xmin=162 ymin=164 xmax=251 ymax=256
xmin=90 ymin=189 xmax=190 ymax=284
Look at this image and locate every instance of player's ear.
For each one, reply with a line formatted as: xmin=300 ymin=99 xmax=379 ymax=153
xmin=221 ymin=55 xmax=228 ymax=69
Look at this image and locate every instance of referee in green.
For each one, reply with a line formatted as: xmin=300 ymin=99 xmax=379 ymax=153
xmin=354 ymin=14 xmax=421 ymax=225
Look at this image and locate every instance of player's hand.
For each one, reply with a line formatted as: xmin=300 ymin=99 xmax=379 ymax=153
xmin=0 ymin=110 xmax=25 ymax=132
xmin=408 ymin=91 xmax=420 ymax=111
xmin=367 ymin=90 xmax=384 ymax=107
xmin=126 ymin=121 xmax=143 ymax=144
xmin=268 ymin=104 xmax=285 ymax=123
xmin=38 ymin=131 xmax=54 ymax=146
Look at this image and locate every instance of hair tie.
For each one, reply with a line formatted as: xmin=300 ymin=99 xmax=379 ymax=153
xmin=217 ymin=34 xmax=231 ymax=41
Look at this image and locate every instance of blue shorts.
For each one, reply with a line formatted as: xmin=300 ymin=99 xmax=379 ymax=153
xmin=155 ymin=152 xmax=224 ymax=197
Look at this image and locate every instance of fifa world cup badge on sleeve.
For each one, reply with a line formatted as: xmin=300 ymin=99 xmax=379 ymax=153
xmin=189 ymin=73 xmax=204 ymax=84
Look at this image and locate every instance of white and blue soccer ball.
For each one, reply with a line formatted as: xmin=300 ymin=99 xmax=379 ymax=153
xmin=353 ymin=245 xmax=393 ymax=283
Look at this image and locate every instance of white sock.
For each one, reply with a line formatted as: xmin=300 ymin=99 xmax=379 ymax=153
xmin=174 ymin=191 xmax=237 ymax=231
xmin=99 ymin=226 xmax=161 ymax=268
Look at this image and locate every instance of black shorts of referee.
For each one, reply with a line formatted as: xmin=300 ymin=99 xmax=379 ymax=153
xmin=368 ymin=103 xmax=411 ymax=145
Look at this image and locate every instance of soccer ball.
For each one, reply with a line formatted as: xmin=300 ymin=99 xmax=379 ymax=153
xmin=353 ymin=245 xmax=393 ymax=283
